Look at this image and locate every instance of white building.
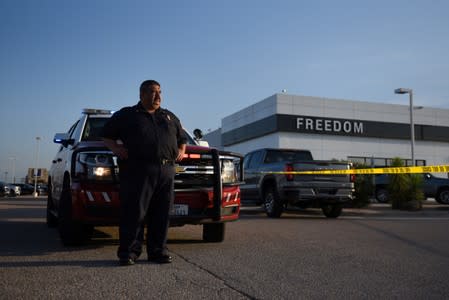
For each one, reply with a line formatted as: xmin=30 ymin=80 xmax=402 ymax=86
xmin=206 ymin=93 xmax=449 ymax=168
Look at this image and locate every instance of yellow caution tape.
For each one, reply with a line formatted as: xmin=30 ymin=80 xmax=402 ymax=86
xmin=263 ymin=165 xmax=449 ymax=175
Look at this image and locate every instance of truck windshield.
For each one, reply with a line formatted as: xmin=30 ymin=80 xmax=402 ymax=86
xmin=82 ymin=117 xmax=110 ymax=141
xmin=82 ymin=117 xmax=196 ymax=145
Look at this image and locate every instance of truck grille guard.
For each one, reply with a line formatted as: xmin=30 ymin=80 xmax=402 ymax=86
xmin=174 ymin=148 xmax=243 ymax=221
xmin=72 ymin=146 xmax=243 ymax=221
xmin=211 ymin=149 xmax=223 ymax=220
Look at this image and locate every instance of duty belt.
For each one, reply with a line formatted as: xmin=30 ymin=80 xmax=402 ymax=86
xmin=161 ymin=159 xmax=175 ymax=165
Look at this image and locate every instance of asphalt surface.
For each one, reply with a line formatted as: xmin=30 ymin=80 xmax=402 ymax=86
xmin=0 ymin=197 xmax=448 ymax=299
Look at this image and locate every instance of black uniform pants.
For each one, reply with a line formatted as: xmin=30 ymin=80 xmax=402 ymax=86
xmin=117 ymin=161 xmax=175 ymax=259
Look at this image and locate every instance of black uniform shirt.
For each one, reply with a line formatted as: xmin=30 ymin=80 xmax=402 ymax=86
xmin=102 ymin=102 xmax=187 ymax=162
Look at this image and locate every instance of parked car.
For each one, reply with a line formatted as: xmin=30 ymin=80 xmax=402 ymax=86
xmin=0 ymin=181 xmax=10 ymax=197
xmin=241 ymin=148 xmax=354 ymax=218
xmin=14 ymin=183 xmax=35 ymax=195
xmin=375 ymin=173 xmax=449 ymax=204
xmin=7 ymin=184 xmax=21 ymax=197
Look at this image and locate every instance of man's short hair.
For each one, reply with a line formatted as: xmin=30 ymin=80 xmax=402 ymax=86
xmin=140 ymin=80 xmax=160 ymax=93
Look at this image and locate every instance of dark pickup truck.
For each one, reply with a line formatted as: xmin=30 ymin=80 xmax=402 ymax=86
xmin=375 ymin=173 xmax=449 ymax=204
xmin=241 ymin=148 xmax=354 ymax=218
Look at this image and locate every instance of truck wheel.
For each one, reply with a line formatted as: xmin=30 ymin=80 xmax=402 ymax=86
xmin=436 ymin=189 xmax=449 ymax=204
xmin=58 ymin=188 xmax=92 ymax=246
xmin=203 ymin=223 xmax=225 ymax=242
xmin=321 ymin=204 xmax=343 ymax=218
xmin=375 ymin=188 xmax=389 ymax=203
xmin=46 ymin=181 xmax=58 ymax=228
xmin=263 ymin=186 xmax=283 ymax=218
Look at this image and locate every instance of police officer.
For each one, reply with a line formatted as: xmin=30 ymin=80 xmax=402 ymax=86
xmin=102 ymin=80 xmax=187 ymax=266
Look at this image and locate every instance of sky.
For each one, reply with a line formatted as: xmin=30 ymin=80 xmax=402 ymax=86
xmin=1 ymin=0 xmax=449 ymax=182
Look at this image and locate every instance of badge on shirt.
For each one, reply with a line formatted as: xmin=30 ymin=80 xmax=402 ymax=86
xmin=167 ymin=115 xmax=171 ymax=121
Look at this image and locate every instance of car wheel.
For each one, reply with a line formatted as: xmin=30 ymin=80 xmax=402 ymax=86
xmin=436 ymin=189 xmax=449 ymax=204
xmin=321 ymin=204 xmax=343 ymax=218
xmin=263 ymin=185 xmax=284 ymax=218
xmin=46 ymin=181 xmax=58 ymax=228
xmin=375 ymin=188 xmax=389 ymax=203
xmin=58 ymin=187 xmax=92 ymax=246
xmin=203 ymin=223 xmax=225 ymax=242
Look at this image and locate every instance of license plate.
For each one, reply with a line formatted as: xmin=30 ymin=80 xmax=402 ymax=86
xmin=173 ymin=204 xmax=188 ymax=216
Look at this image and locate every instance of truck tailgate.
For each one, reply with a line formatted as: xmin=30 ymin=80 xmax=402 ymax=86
xmin=291 ymin=161 xmax=352 ymax=183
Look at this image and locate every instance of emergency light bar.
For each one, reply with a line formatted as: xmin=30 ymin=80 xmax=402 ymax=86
xmin=82 ymin=108 xmax=114 ymax=115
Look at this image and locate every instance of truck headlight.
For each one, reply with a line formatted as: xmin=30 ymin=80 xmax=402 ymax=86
xmin=221 ymin=159 xmax=238 ymax=184
xmin=74 ymin=152 xmax=118 ymax=181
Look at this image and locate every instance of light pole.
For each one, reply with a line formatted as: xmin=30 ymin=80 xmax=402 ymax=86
xmin=9 ymin=156 xmax=16 ymax=183
xmin=394 ymin=88 xmax=414 ymax=166
xmin=33 ymin=137 xmax=41 ymax=197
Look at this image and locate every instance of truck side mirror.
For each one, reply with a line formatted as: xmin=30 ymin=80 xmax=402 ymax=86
xmin=53 ymin=133 xmax=75 ymax=147
xmin=193 ymin=129 xmax=203 ymax=140
xmin=192 ymin=128 xmax=209 ymax=146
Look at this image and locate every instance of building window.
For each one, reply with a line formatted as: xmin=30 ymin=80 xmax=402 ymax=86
xmin=347 ymin=156 xmax=426 ymax=168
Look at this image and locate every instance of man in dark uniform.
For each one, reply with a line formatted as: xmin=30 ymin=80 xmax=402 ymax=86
xmin=102 ymin=80 xmax=187 ymax=266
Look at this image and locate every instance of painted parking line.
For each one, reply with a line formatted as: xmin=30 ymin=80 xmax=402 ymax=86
xmin=341 ymin=216 xmax=449 ymax=220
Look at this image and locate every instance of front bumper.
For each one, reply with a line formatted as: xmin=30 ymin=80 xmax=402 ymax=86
xmin=70 ymin=183 xmax=241 ymax=226
xmin=283 ymin=187 xmax=354 ymax=205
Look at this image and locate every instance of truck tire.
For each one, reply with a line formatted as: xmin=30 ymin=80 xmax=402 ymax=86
xmin=375 ymin=188 xmax=389 ymax=203
xmin=58 ymin=187 xmax=92 ymax=246
xmin=263 ymin=186 xmax=283 ymax=218
xmin=203 ymin=223 xmax=225 ymax=242
xmin=46 ymin=181 xmax=58 ymax=228
xmin=436 ymin=188 xmax=449 ymax=204
xmin=321 ymin=204 xmax=343 ymax=218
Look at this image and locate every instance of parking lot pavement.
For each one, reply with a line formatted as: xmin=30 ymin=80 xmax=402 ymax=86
xmin=342 ymin=200 xmax=449 ymax=218
xmin=241 ymin=199 xmax=449 ymax=219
